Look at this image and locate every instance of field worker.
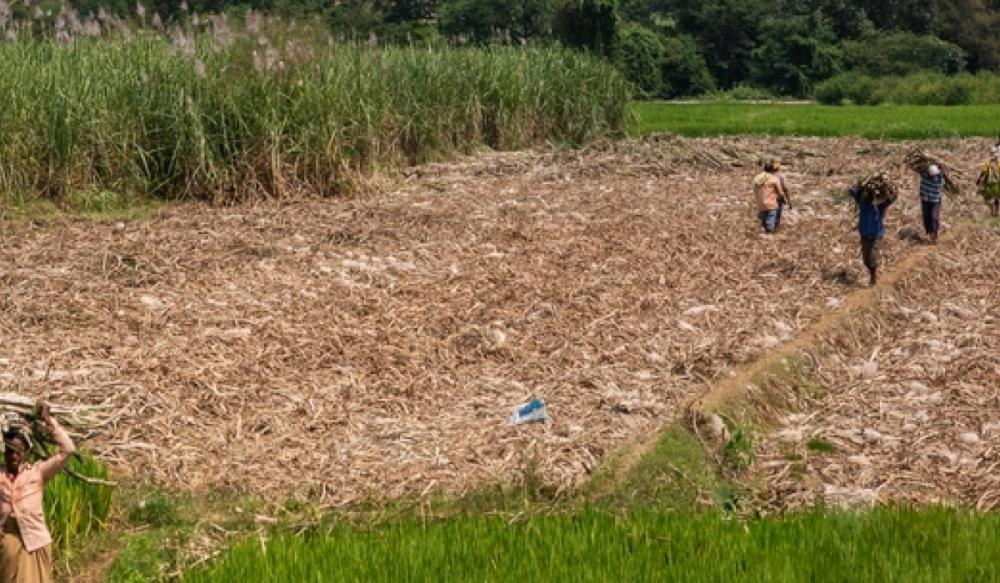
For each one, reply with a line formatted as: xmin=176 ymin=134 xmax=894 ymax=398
xmin=773 ymin=159 xmax=792 ymax=209
xmin=978 ymin=146 xmax=1000 ymax=217
xmin=849 ymin=185 xmax=893 ymax=287
xmin=753 ymin=157 xmax=789 ymax=234
xmin=918 ymin=164 xmax=944 ymax=244
xmin=0 ymin=403 xmax=75 ymax=583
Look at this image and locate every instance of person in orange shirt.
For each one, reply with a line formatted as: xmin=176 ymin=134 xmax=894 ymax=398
xmin=753 ymin=157 xmax=790 ymax=233
xmin=0 ymin=403 xmax=75 ymax=583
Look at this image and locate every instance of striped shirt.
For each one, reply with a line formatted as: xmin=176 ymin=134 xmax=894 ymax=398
xmin=919 ymin=173 xmax=943 ymax=202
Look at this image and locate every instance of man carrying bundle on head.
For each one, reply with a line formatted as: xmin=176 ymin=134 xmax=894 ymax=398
xmin=753 ymin=157 xmax=791 ymax=234
xmin=905 ymin=149 xmax=957 ymax=245
xmin=0 ymin=403 xmax=75 ymax=583
xmin=917 ymin=164 xmax=945 ymax=244
xmin=850 ymin=173 xmax=897 ymax=287
xmin=977 ymin=146 xmax=1000 ymax=217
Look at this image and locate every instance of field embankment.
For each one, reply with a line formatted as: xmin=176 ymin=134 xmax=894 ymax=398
xmin=752 ymin=223 xmax=1000 ymax=510
xmin=0 ymin=38 xmax=628 ymax=206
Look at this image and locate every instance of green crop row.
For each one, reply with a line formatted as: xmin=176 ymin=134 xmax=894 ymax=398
xmin=633 ymin=102 xmax=1000 ymax=139
xmin=43 ymin=453 xmax=113 ymax=559
xmin=184 ymin=506 xmax=1000 ymax=582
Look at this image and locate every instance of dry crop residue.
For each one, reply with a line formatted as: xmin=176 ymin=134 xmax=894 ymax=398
xmin=754 ymin=225 xmax=1000 ymax=510
xmin=0 ymin=136 xmax=989 ymax=503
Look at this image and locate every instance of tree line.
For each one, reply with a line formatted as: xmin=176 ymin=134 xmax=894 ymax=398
xmin=62 ymin=0 xmax=1000 ymax=98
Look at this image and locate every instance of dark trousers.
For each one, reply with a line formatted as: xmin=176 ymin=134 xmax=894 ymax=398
xmin=861 ymin=237 xmax=881 ymax=272
xmin=758 ymin=202 xmax=784 ymax=233
xmin=921 ymin=200 xmax=941 ymax=235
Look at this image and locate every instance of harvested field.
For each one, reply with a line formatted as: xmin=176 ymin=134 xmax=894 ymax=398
xmin=754 ymin=225 xmax=1000 ymax=510
xmin=0 ymin=136 xmax=991 ymax=503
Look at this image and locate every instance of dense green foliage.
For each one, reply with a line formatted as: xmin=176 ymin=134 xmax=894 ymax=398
xmin=616 ymin=1 xmax=998 ymax=100
xmin=438 ymin=0 xmax=555 ymax=44
xmin=816 ymin=71 xmax=1000 ymax=105
xmin=184 ymin=507 xmax=1000 ymax=582
xmin=750 ymin=13 xmax=842 ymax=97
xmin=617 ymin=24 xmax=665 ymax=96
xmin=843 ymin=33 xmax=968 ymax=76
xmin=0 ymin=35 xmax=628 ymax=203
xmin=660 ymin=34 xmax=716 ymax=97
xmin=632 ymin=102 xmax=1000 ymax=139
xmin=53 ymin=0 xmax=1000 ymax=99
xmin=553 ymin=0 xmax=619 ymax=56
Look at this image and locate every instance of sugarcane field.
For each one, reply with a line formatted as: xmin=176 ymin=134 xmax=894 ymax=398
xmin=3 ymin=2 xmax=1000 ymax=580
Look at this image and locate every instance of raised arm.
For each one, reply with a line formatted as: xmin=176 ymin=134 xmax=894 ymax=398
xmin=36 ymin=403 xmax=76 ymax=482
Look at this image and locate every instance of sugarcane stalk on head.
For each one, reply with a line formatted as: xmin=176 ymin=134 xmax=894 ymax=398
xmin=905 ymin=147 xmax=962 ymax=198
xmin=0 ymin=393 xmax=114 ymax=485
xmin=855 ymin=171 xmax=899 ymax=205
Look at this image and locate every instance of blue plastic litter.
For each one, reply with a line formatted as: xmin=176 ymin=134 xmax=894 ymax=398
xmin=507 ymin=398 xmax=548 ymax=425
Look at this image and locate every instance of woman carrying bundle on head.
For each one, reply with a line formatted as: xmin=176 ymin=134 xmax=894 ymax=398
xmin=0 ymin=403 xmax=75 ymax=583
xmin=977 ymin=146 xmax=1000 ymax=217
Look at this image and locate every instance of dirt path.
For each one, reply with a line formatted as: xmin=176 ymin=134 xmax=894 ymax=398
xmin=695 ymin=243 xmax=935 ymax=412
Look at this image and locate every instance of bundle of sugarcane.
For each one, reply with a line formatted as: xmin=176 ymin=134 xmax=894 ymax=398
xmin=904 ymin=148 xmax=962 ymax=197
xmin=0 ymin=393 xmax=106 ymax=438
xmin=856 ymin=171 xmax=899 ymax=205
xmin=0 ymin=393 xmax=114 ymax=484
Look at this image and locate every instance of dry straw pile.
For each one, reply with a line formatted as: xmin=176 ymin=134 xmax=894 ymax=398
xmin=0 ymin=136 xmax=989 ymax=505
xmin=755 ymin=226 xmax=1000 ymax=510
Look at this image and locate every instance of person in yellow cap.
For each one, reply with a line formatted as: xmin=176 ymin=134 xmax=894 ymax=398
xmin=977 ymin=146 xmax=1000 ymax=217
xmin=752 ymin=157 xmax=791 ymax=233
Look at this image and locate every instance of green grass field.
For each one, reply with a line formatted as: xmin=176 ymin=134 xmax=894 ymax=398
xmin=184 ymin=507 xmax=1000 ymax=582
xmin=632 ymin=102 xmax=1000 ymax=139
